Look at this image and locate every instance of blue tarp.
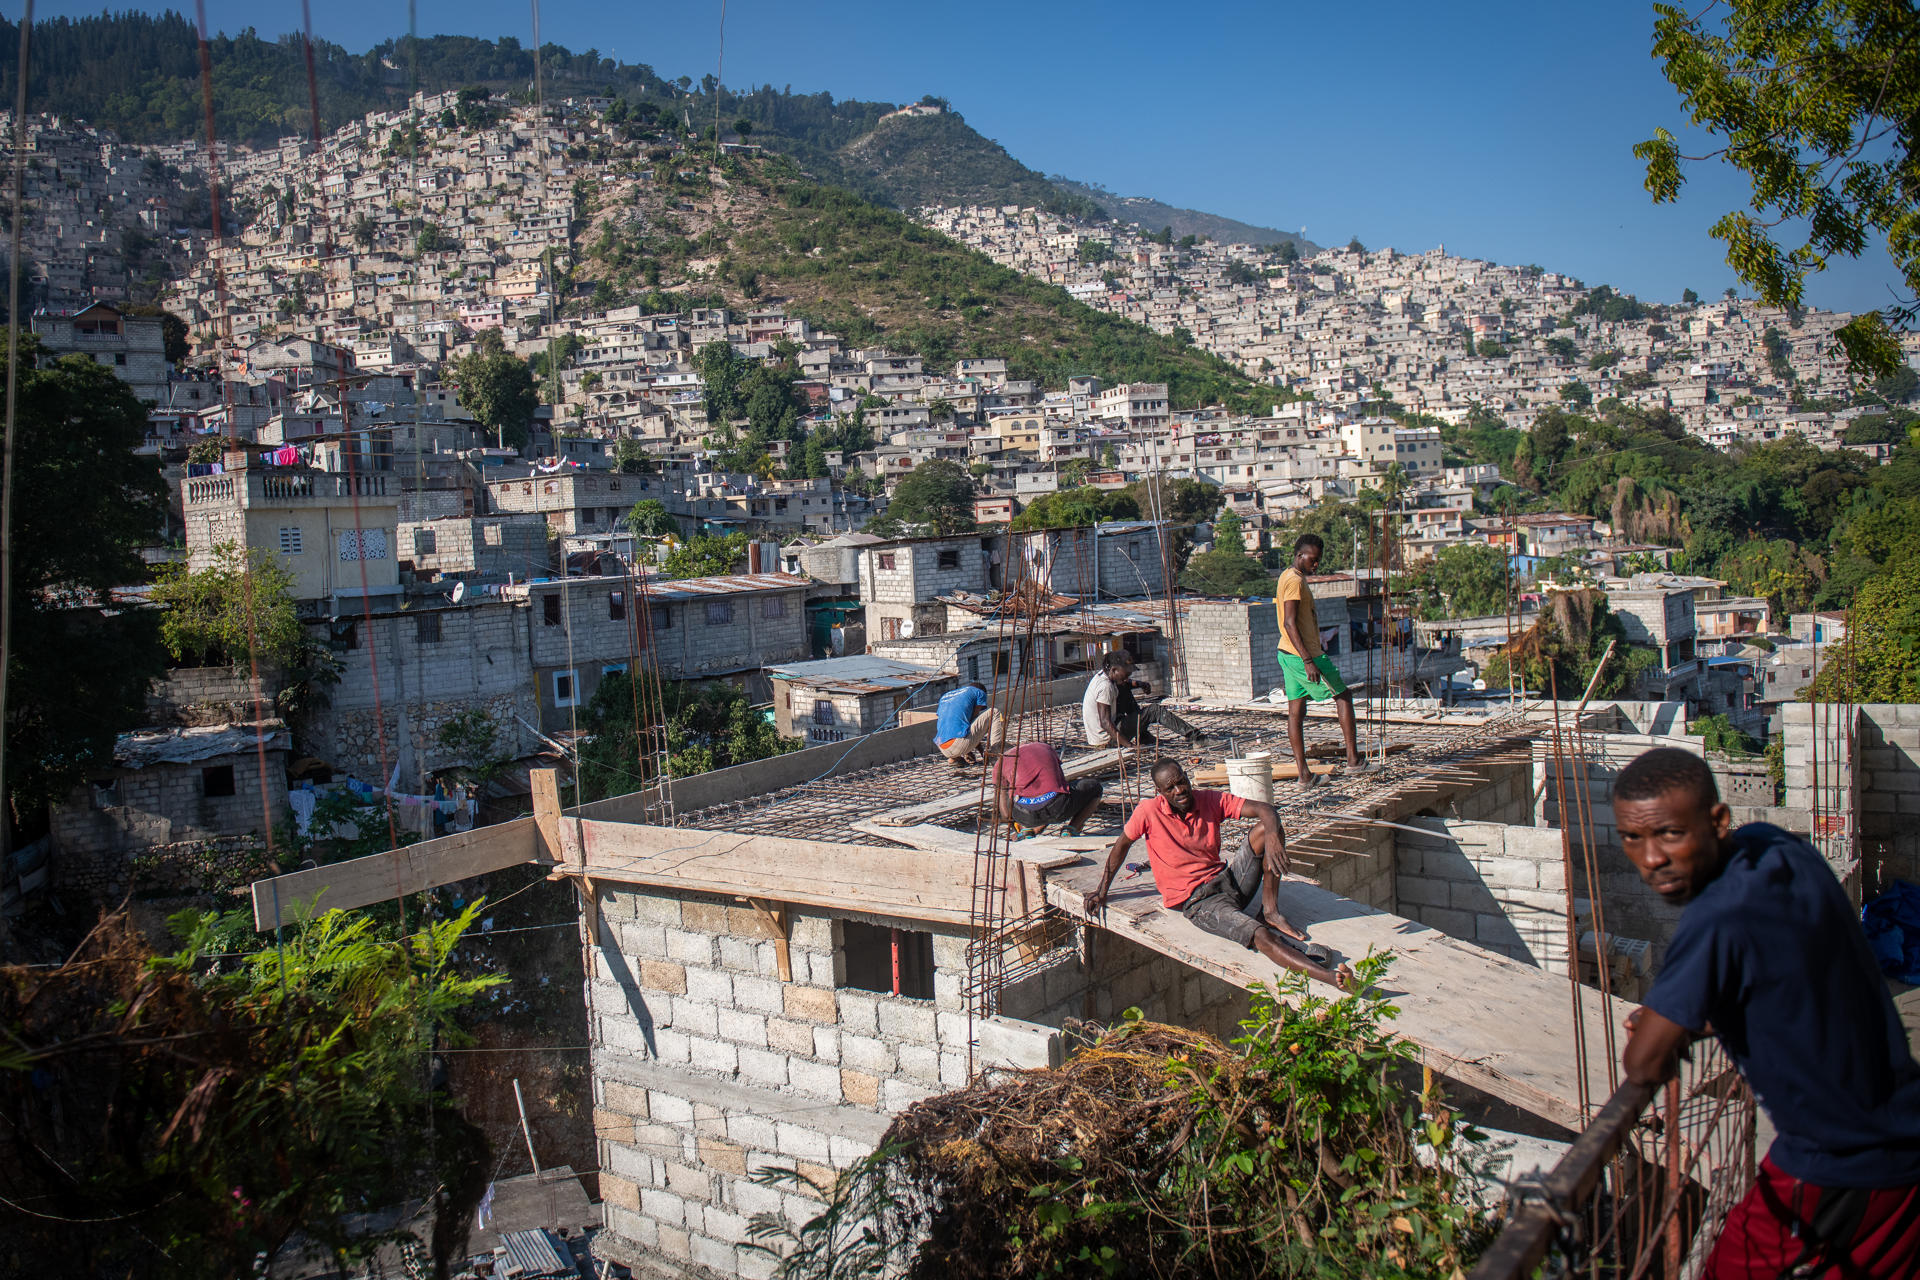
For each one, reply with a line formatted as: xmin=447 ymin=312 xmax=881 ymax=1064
xmin=1862 ymin=880 xmax=1920 ymax=984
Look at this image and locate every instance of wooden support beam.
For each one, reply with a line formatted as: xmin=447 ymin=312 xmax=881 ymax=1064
xmin=531 ymin=767 xmax=568 ymax=864
xmin=743 ymin=898 xmax=793 ymax=980
xmin=579 ymin=875 xmax=601 ymax=946
xmin=247 ymin=818 xmax=540 ymax=930
xmin=563 ymin=819 xmax=976 ymax=925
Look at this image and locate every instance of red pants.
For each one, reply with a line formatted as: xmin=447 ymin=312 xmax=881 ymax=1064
xmin=1706 ymin=1156 xmax=1920 ymax=1279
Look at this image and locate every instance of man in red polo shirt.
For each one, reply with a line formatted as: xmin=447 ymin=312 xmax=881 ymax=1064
xmin=1084 ymin=758 xmax=1352 ymax=989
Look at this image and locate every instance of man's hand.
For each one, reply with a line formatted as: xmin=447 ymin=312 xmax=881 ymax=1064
xmin=1622 ymin=1005 xmax=1697 ymax=1087
xmin=1084 ymin=885 xmax=1108 ymax=917
xmin=1264 ymin=841 xmax=1290 ymax=879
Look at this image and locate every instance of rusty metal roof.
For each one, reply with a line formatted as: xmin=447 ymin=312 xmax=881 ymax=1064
xmin=766 ymin=655 xmax=944 ymax=695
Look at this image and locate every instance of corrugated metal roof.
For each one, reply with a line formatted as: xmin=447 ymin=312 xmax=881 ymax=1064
xmin=646 ymin=571 xmax=811 ymax=598
xmin=766 ymin=655 xmax=941 ymax=694
xmin=114 ymin=721 xmax=290 ymax=768
xmin=496 ymin=1227 xmax=572 ymax=1277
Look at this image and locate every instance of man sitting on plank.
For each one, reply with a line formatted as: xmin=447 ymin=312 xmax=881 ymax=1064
xmin=1085 ymin=758 xmax=1352 ymax=990
xmin=1618 ymin=747 xmax=1920 ymax=1279
xmin=993 ymin=741 xmax=1103 ymax=837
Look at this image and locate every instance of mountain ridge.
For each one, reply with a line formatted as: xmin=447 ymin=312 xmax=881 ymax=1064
xmin=1048 ymin=177 xmax=1318 ymax=252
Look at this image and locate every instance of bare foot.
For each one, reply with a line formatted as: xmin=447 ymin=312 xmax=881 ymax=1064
xmin=1334 ymin=963 xmax=1357 ymax=991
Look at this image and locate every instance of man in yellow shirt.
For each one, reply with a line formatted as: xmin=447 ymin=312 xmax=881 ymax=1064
xmin=1277 ymin=533 xmax=1361 ymax=789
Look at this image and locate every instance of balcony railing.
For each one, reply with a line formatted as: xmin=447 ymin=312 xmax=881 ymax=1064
xmin=183 ymin=470 xmax=389 ymax=508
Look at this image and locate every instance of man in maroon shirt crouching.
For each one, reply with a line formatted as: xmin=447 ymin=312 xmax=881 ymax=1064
xmin=1084 ymin=758 xmax=1351 ymax=989
xmin=993 ymin=741 xmax=1103 ymax=836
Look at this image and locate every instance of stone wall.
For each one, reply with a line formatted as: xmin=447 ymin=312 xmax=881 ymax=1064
xmin=147 ymin=665 xmax=280 ymax=727
xmin=302 ymin=601 xmax=538 ymax=780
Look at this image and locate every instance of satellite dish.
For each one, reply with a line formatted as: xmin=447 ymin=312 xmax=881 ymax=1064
xmin=451 ymin=580 xmax=467 ymax=604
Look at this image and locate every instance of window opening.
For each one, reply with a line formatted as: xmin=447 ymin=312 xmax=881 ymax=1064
xmin=543 ymin=595 xmax=562 ymax=626
xmin=415 ymin=612 xmax=442 ymax=643
xmin=201 ymin=765 xmax=236 ymax=798
xmin=840 ymin=921 xmax=934 ymax=999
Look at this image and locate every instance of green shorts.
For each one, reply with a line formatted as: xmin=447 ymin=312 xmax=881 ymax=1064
xmin=1277 ymin=650 xmax=1348 ymax=702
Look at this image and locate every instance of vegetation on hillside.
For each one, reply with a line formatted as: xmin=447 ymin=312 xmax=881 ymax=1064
xmin=0 ymin=906 xmax=498 ymax=1277
xmin=697 ymin=158 xmax=1288 ymax=413
xmin=837 ymin=111 xmax=1103 ymax=220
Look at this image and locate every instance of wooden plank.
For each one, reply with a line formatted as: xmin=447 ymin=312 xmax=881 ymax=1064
xmin=567 ymin=819 xmax=977 ymax=925
xmin=248 ymin=818 xmax=540 ymax=930
xmin=744 ymin=898 xmax=793 ymax=980
xmin=854 ymin=820 xmax=1084 ymax=869
xmin=531 ymin=767 xmax=567 ymax=863
xmin=1044 ymin=857 xmax=1624 ymax=1130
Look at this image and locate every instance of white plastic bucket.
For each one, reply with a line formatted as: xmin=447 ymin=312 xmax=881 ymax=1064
xmin=1225 ymin=751 xmax=1275 ymax=806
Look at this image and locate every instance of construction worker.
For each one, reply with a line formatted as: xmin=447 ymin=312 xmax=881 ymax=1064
xmin=993 ymin=740 xmax=1102 ymax=836
xmin=1617 ymin=747 xmax=1920 ymax=1278
xmin=1084 ymin=758 xmax=1352 ymax=990
xmin=933 ymin=681 xmax=1003 ymax=769
xmin=1276 ymin=533 xmax=1363 ymax=788
xmin=1083 ymin=650 xmax=1208 ymax=752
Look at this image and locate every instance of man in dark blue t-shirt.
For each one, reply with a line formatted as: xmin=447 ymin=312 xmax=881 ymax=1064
xmin=1618 ymin=747 xmax=1920 ymax=1278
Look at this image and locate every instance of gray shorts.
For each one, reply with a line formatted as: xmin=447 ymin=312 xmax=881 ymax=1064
xmin=1177 ymin=830 xmax=1262 ymax=948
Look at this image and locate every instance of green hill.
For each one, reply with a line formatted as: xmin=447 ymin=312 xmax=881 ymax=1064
xmin=835 ymin=110 xmax=1103 ymax=220
xmin=583 ymin=154 xmax=1282 ymax=413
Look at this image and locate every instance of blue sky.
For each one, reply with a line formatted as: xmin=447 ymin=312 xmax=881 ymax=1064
xmin=29 ymin=0 xmax=1904 ymax=315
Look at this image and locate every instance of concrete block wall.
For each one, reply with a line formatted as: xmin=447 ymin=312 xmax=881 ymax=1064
xmin=1815 ymin=704 xmax=1920 ymax=891
xmin=1180 ymin=600 xmax=1277 ymax=702
xmin=997 ymin=933 xmax=1253 ymax=1043
xmin=146 ymin=665 xmax=281 ymax=727
xmin=1095 ymin=529 xmax=1168 ymax=601
xmin=589 ymin=889 xmax=978 ymax=1276
xmin=51 ymin=749 xmax=287 ymax=857
xmin=588 ymin=879 xmax=1251 ymax=1276
xmin=299 ymin=602 xmax=538 ymax=778
xmin=1537 ymin=732 xmax=1689 ymax=961
xmin=1395 ymin=819 xmax=1571 ymax=969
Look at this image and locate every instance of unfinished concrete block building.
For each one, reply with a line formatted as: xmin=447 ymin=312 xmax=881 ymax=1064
xmin=247 ymin=687 xmax=1891 ymax=1277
